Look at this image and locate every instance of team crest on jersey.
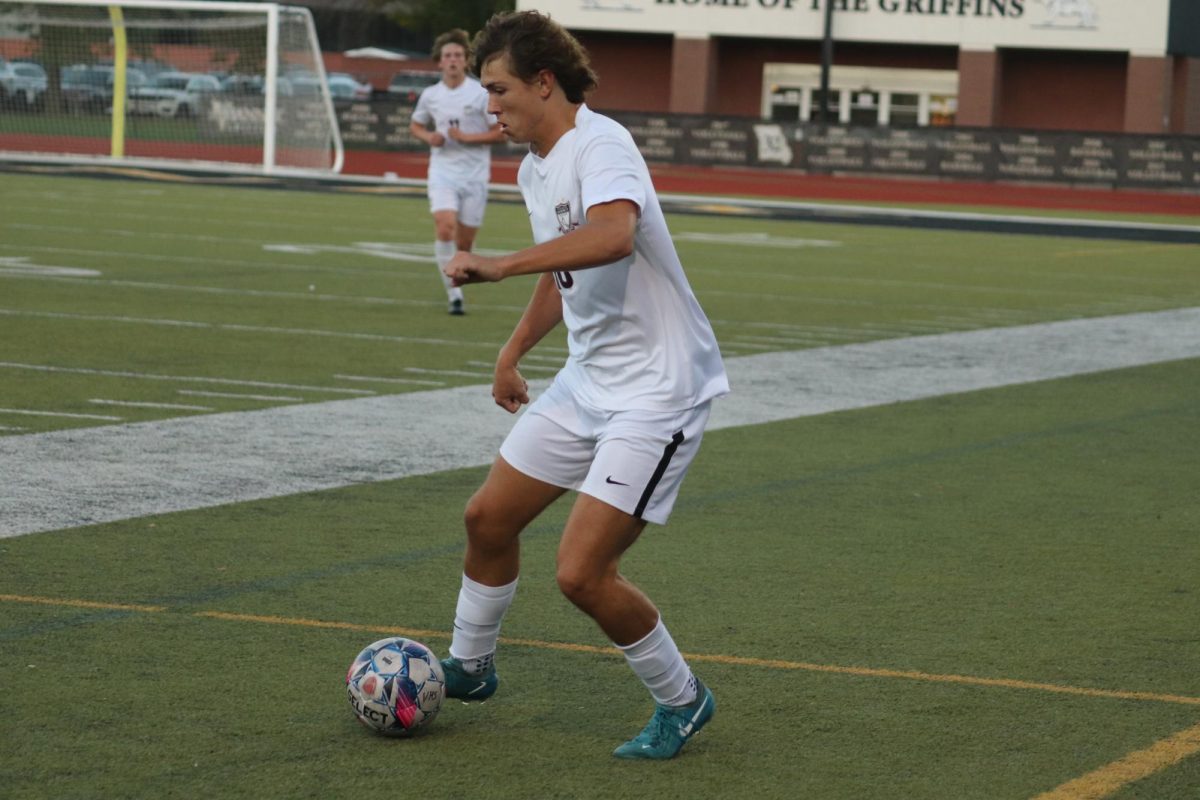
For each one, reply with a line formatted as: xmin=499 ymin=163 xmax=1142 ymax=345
xmin=555 ymin=200 xmax=578 ymax=234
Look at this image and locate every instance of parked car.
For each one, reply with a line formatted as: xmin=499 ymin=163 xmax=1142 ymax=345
xmin=283 ymin=68 xmax=323 ymax=97
xmin=387 ymin=70 xmax=439 ymax=103
xmin=220 ymin=73 xmax=295 ymax=98
xmin=0 ymin=59 xmax=47 ymax=109
xmin=278 ymin=71 xmax=370 ymax=103
xmin=131 ymin=72 xmax=221 ymax=117
xmin=61 ymin=64 xmax=147 ymax=114
xmin=221 ymin=73 xmax=268 ymax=95
xmin=93 ymin=57 xmax=175 ymax=81
xmin=327 ymin=73 xmax=371 ymax=103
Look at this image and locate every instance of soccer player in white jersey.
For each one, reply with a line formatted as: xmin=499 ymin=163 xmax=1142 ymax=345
xmin=409 ymin=29 xmax=505 ymax=315
xmin=439 ymin=11 xmax=729 ymax=760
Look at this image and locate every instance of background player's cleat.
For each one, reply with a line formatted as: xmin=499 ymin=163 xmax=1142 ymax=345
xmin=448 ymin=298 xmax=465 ymax=315
xmin=440 ymin=657 xmax=498 ymax=701
xmin=612 ymin=680 xmax=715 ymax=760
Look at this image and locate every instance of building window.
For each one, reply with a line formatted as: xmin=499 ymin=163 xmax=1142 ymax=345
xmin=889 ymin=92 xmax=920 ymax=127
xmin=768 ymin=86 xmax=801 ymax=121
xmin=763 ymin=64 xmax=958 ymax=128
xmin=929 ymin=94 xmax=957 ymax=126
xmin=808 ymin=88 xmax=842 ymax=122
xmin=849 ymin=90 xmax=880 ymax=125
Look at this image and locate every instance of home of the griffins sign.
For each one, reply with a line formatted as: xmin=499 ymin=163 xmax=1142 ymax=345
xmin=528 ymin=0 xmax=1168 ymax=54
xmin=653 ymin=0 xmax=1027 ymax=16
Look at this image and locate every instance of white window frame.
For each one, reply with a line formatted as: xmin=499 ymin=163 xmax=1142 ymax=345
xmin=763 ymin=64 xmax=958 ymax=127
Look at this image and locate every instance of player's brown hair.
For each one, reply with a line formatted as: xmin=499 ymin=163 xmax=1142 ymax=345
xmin=431 ymin=28 xmax=471 ymax=63
xmin=470 ymin=11 xmax=597 ymax=104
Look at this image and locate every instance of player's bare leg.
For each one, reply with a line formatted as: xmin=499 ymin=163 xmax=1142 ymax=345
xmin=455 ymin=223 xmax=479 ymax=255
xmin=557 ymin=494 xmax=715 ymax=759
xmin=443 ymin=457 xmax=566 ymax=700
xmin=555 ymin=495 xmax=655 ymax=644
xmin=464 ymin=456 xmax=565 ymax=585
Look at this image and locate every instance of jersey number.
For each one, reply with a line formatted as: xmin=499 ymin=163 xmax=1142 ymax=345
xmin=553 ymin=271 xmax=574 ymax=290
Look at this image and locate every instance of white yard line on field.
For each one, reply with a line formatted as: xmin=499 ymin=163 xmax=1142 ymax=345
xmin=0 ymin=308 xmax=500 ymax=349
xmin=0 ymin=241 xmax=425 ymax=278
xmin=333 ymin=373 xmax=447 ymax=387
xmin=0 ymin=362 xmax=375 ymax=396
xmin=177 ymin=390 xmax=303 ymax=403
xmin=89 ymin=399 xmax=213 ymax=412
xmin=1 ymin=307 xmax=1199 ymax=538
xmin=673 ymin=232 xmax=841 ymax=248
xmin=404 ymin=366 xmax=496 ymax=379
xmin=0 ymin=407 xmax=123 ymax=422
xmin=468 ymin=360 xmax=558 ymax=374
xmin=1 ymin=272 xmax=467 ymax=306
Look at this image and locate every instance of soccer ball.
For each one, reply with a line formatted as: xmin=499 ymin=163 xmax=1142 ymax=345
xmin=345 ymin=636 xmax=446 ymax=736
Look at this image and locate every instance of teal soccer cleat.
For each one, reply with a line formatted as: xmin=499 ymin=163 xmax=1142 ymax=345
xmin=612 ymin=680 xmax=715 ymax=760
xmin=440 ymin=657 xmax=498 ymax=701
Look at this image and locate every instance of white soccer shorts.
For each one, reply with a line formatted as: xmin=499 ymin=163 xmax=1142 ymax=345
xmin=428 ymin=181 xmax=488 ymax=228
xmin=499 ymin=378 xmax=712 ymax=525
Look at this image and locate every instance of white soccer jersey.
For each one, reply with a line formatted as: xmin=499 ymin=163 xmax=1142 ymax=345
xmin=518 ymin=104 xmax=729 ymax=413
xmin=412 ymin=78 xmax=495 ymax=186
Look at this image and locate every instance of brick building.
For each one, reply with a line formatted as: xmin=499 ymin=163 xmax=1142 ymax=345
xmin=524 ymin=0 xmax=1200 ymax=135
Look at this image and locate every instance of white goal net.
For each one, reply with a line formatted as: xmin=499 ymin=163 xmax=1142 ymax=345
xmin=0 ymin=0 xmax=343 ymax=174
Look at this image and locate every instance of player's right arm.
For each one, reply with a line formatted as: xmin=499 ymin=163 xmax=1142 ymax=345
xmin=408 ymin=89 xmax=445 ymax=147
xmin=492 ymin=273 xmax=563 ymax=413
xmin=409 ymin=120 xmax=445 ymax=147
xmin=445 ymin=200 xmax=637 ymax=285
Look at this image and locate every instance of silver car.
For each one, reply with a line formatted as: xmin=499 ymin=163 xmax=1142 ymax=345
xmin=0 ymin=60 xmax=48 ymax=109
xmin=131 ymin=72 xmax=221 ymax=118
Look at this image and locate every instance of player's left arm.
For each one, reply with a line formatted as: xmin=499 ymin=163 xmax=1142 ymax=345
xmin=444 ymin=199 xmax=638 ymax=286
xmin=491 ymin=273 xmax=563 ymax=412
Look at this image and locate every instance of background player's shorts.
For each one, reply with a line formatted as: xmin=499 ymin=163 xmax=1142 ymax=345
xmin=499 ymin=378 xmax=712 ymax=525
xmin=428 ymin=181 xmax=488 ymax=228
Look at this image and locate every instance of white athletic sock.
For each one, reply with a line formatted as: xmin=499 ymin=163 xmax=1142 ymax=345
xmin=449 ymin=574 xmax=517 ymax=674
xmin=616 ymin=617 xmax=698 ymax=707
xmin=433 ymin=239 xmax=463 ymax=302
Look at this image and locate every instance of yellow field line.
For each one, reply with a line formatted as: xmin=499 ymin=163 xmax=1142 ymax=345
xmin=690 ymin=654 xmax=1200 ymax=708
xmin=8 ymin=594 xmax=1200 ymax=709
xmin=1031 ymin=721 xmax=1200 ymax=800
xmin=194 ymin=611 xmax=620 ymax=656
xmin=166 ymin=608 xmax=1200 ymax=710
xmin=194 ymin=610 xmax=446 ymax=642
xmin=0 ymin=593 xmax=168 ymax=613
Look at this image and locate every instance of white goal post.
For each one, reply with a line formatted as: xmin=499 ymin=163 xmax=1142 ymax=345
xmin=0 ymin=0 xmax=344 ymax=174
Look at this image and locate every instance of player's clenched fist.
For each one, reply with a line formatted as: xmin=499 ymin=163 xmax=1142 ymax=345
xmin=491 ymin=364 xmax=529 ymax=413
xmin=444 ymin=251 xmax=505 ymax=286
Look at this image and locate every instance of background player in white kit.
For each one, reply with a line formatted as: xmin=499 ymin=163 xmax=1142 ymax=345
xmin=439 ymin=11 xmax=729 ymax=760
xmin=409 ymin=29 xmax=505 ymax=315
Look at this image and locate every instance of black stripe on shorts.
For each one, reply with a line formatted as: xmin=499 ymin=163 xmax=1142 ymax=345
xmin=634 ymin=430 xmax=685 ymax=519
